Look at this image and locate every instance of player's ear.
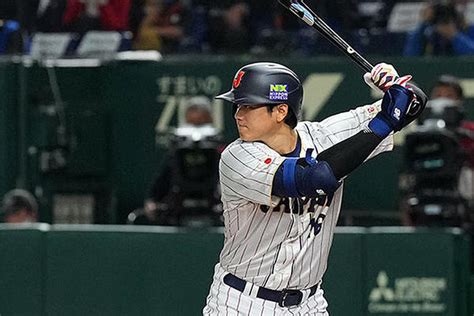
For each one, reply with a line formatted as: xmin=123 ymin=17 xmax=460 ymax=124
xmin=275 ymin=104 xmax=289 ymax=123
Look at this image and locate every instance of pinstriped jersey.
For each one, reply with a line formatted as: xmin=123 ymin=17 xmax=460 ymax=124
xmin=218 ymin=101 xmax=393 ymax=290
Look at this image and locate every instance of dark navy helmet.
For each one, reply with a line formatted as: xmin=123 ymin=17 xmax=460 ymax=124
xmin=216 ymin=62 xmax=304 ymax=120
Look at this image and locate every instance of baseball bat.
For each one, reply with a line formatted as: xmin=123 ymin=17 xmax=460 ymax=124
xmin=278 ymin=0 xmax=373 ymax=72
xmin=278 ymin=0 xmax=427 ymax=116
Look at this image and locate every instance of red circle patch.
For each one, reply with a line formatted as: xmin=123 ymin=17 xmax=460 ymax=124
xmin=264 ymin=158 xmax=272 ymax=164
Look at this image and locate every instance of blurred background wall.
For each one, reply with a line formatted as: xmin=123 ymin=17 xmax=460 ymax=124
xmin=0 ymin=57 xmax=473 ymax=224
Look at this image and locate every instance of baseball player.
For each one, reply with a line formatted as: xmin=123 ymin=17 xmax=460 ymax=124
xmin=203 ymin=62 xmax=427 ymax=315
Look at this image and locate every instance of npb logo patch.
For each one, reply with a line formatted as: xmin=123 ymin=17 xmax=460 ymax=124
xmin=269 ymin=84 xmax=288 ymax=101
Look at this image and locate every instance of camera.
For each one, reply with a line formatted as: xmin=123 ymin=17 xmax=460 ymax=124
xmin=165 ymin=125 xmax=224 ymax=226
xmin=169 ymin=125 xmax=223 ymax=195
xmin=400 ymin=98 xmax=472 ymax=227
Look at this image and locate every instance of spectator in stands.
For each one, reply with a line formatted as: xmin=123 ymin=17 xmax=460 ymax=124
xmin=313 ymin=0 xmax=360 ymax=32
xmin=11 ymin=0 xmax=40 ymax=34
xmin=249 ymin=0 xmax=361 ymax=56
xmin=404 ymin=1 xmax=474 ymax=56
xmin=127 ymin=96 xmax=223 ymax=226
xmin=245 ymin=1 xmax=296 ymax=56
xmin=1 ymin=189 xmax=39 ymax=223
xmin=207 ymin=2 xmax=251 ymax=54
xmin=62 ymin=0 xmax=131 ymax=33
xmin=0 ymin=0 xmax=16 ymax=22
xmin=133 ymin=0 xmax=188 ymax=54
xmin=35 ymin=0 xmax=67 ymax=32
xmin=0 ymin=19 xmax=22 ymax=54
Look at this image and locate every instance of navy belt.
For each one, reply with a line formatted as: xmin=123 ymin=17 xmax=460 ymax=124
xmin=223 ymin=273 xmax=318 ymax=307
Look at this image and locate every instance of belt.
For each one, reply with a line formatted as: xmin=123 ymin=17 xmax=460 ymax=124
xmin=223 ymin=273 xmax=318 ymax=307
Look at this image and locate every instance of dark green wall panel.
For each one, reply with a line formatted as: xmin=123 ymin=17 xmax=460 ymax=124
xmin=0 ymin=226 xmax=45 ymax=316
xmin=324 ymin=229 xmax=365 ymax=316
xmin=0 ymin=225 xmax=470 ymax=316
xmin=45 ymin=227 xmax=223 ymax=316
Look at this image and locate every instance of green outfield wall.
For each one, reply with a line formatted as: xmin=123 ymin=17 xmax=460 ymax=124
xmin=0 ymin=224 xmax=470 ymax=316
xmin=1 ymin=57 xmax=474 ymax=223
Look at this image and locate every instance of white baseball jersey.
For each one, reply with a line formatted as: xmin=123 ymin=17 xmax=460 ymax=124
xmin=203 ymin=101 xmax=393 ymax=315
xmin=217 ymin=101 xmax=393 ymax=290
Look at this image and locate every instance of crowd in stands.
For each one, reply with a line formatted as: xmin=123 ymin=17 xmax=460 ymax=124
xmin=0 ymin=0 xmax=473 ymax=57
xmin=404 ymin=0 xmax=474 ymax=55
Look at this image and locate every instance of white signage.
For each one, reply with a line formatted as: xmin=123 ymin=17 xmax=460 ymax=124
xmin=30 ymin=33 xmax=72 ymax=60
xmin=387 ymin=3 xmax=427 ymax=33
xmin=77 ymin=31 xmax=121 ymax=57
xmin=368 ymin=271 xmax=447 ymax=313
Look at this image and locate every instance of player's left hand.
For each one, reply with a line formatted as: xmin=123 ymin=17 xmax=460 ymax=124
xmin=364 ymin=63 xmax=412 ymax=92
xmin=368 ymin=84 xmax=417 ymax=138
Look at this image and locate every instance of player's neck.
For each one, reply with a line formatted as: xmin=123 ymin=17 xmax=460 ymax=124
xmin=264 ymin=128 xmax=298 ymax=155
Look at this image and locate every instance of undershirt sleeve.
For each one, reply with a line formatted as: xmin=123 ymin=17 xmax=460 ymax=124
xmin=317 ymin=130 xmax=383 ymax=179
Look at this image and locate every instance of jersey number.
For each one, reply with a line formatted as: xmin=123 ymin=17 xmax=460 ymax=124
xmin=309 ymin=213 xmax=326 ymax=237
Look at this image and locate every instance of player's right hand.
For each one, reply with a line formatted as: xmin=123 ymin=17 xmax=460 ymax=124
xmin=364 ymin=63 xmax=412 ymax=92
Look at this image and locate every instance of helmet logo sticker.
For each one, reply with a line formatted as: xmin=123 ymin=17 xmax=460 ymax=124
xmin=233 ymin=71 xmax=246 ymax=89
xmin=269 ymin=84 xmax=288 ymax=101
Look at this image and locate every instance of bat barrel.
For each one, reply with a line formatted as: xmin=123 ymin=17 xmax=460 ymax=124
xmin=278 ymin=0 xmax=374 ymax=72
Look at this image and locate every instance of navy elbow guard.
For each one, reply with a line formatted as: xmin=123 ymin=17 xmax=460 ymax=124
xmin=273 ymin=156 xmax=340 ymax=198
xmin=296 ymin=160 xmax=340 ymax=198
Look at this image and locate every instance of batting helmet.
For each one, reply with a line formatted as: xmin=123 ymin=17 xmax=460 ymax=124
xmin=216 ymin=62 xmax=304 ymax=120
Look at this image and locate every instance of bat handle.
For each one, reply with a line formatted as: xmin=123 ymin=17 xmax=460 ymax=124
xmin=318 ymin=28 xmax=373 ymax=72
xmin=351 ymin=53 xmax=373 ymax=73
xmin=319 ymin=27 xmax=373 ymax=72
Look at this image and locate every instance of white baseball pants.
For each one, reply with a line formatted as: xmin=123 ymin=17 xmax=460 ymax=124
xmin=203 ymin=264 xmax=329 ymax=316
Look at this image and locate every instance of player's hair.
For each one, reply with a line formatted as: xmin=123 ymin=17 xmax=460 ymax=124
xmin=284 ymin=112 xmax=298 ymax=129
xmin=266 ymin=104 xmax=298 ymax=129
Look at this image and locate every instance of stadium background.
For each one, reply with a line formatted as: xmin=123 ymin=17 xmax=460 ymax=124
xmin=0 ymin=0 xmax=473 ymax=315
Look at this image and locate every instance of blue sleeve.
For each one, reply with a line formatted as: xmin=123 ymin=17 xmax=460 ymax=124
xmin=452 ymin=25 xmax=474 ymax=55
xmin=403 ymin=24 xmax=428 ymax=56
xmin=273 ymin=164 xmax=290 ymax=197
